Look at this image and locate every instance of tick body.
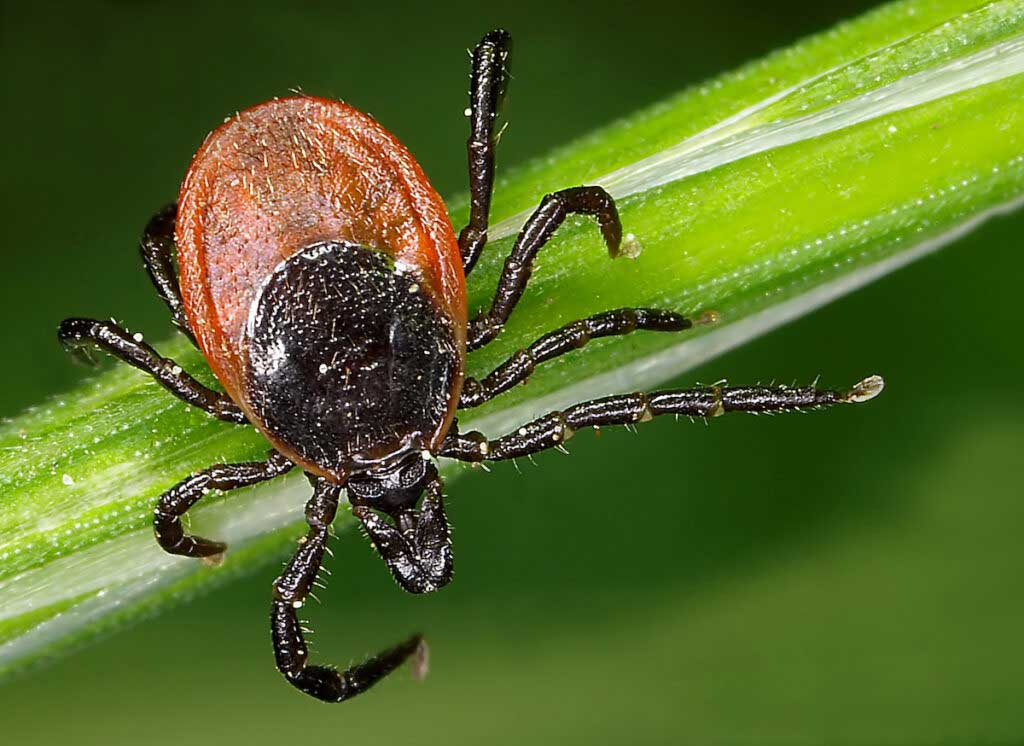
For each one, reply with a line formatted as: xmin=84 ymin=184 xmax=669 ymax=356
xmin=57 ymin=30 xmax=883 ymax=703
xmin=178 ymin=97 xmax=466 ymax=481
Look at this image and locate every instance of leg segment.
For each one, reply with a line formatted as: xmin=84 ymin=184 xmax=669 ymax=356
xmin=272 ymin=478 xmax=426 ymax=703
xmin=458 ymin=29 xmax=512 ymax=275
xmin=468 ymin=186 xmax=622 ymax=351
xmin=352 ymin=473 xmax=453 ymax=594
xmin=58 ymin=317 xmax=246 ymax=423
xmin=139 ymin=203 xmax=197 ymax=344
xmin=441 ymin=376 xmax=885 ymax=462
xmin=154 ymin=452 xmax=294 ymax=559
xmin=461 ymin=308 xmax=699 ymax=408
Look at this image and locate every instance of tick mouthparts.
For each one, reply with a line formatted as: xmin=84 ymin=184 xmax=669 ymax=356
xmin=845 ymin=374 xmax=885 ymax=403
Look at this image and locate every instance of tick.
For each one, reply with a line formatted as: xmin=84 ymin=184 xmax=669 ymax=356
xmin=58 ymin=30 xmax=884 ymax=703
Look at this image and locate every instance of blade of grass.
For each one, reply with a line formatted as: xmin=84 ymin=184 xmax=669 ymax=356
xmin=2 ymin=0 xmax=1023 ymax=678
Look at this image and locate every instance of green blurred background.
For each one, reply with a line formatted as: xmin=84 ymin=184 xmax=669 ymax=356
xmin=2 ymin=1 xmax=1023 ymax=743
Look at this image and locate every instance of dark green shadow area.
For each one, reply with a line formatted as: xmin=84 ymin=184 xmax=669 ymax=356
xmin=1 ymin=1 xmax=1021 ymax=744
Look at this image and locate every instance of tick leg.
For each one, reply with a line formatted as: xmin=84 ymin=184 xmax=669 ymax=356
xmin=467 ymin=186 xmax=622 ymax=351
xmin=154 ymin=452 xmax=294 ymax=559
xmin=58 ymin=317 xmax=246 ymax=423
xmin=139 ymin=203 xmax=197 ymax=345
xmin=441 ymin=376 xmax=885 ymax=462
xmin=272 ymin=478 xmax=426 ymax=703
xmin=352 ymin=473 xmax=453 ymax=594
xmin=461 ymin=308 xmax=704 ymax=408
xmin=459 ymin=29 xmax=512 ymax=276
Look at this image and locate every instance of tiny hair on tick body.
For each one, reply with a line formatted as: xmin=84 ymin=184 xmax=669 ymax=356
xmin=57 ymin=29 xmax=884 ymax=703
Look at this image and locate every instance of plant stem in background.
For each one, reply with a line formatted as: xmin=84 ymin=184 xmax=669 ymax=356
xmin=2 ymin=0 xmax=1023 ymax=678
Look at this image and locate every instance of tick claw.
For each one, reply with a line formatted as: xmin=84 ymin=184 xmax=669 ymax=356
xmin=411 ymin=638 xmax=430 ymax=681
xmin=846 ymin=374 xmax=885 ymax=403
xmin=201 ymin=551 xmax=226 ymax=567
xmin=696 ymin=309 xmax=720 ymax=326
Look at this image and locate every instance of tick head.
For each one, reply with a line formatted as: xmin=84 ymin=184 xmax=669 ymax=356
xmin=346 ymin=451 xmax=437 ymax=517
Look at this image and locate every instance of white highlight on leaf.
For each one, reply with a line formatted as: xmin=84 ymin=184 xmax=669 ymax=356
xmin=488 ymin=30 xmax=1024 ymax=242
xmin=0 ymin=473 xmax=311 ymax=666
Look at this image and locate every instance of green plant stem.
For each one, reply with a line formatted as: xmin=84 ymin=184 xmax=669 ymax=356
xmin=2 ymin=0 xmax=1023 ymax=677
